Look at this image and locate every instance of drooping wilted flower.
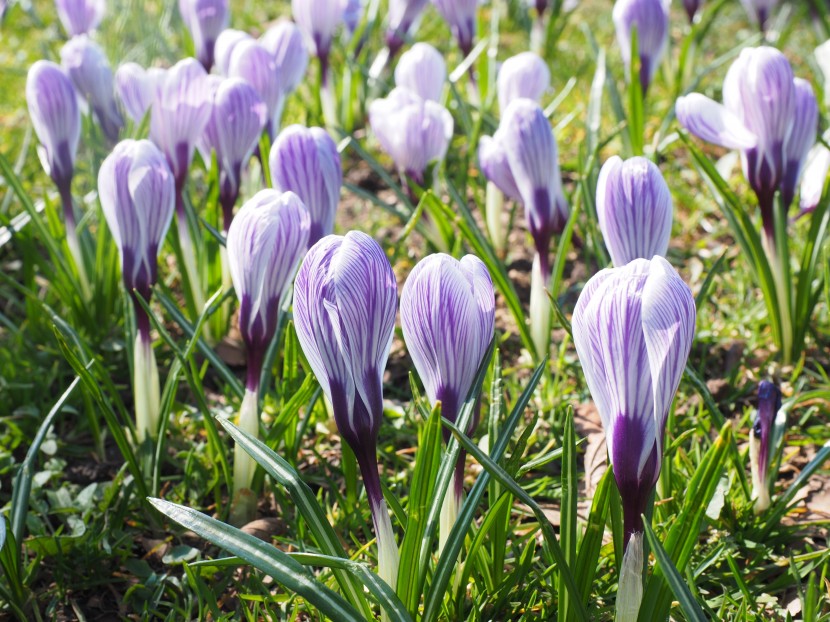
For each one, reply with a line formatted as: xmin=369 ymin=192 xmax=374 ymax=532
xmin=98 ymin=139 xmax=176 ymax=443
xmin=269 ymin=125 xmax=342 ymax=247
xmin=60 ymin=36 xmax=123 ymax=141
xmin=400 ymin=253 xmax=495 ymax=550
xmin=386 ymin=0 xmax=429 ymax=57
xmin=368 ymin=87 xmax=454 ymax=186
xmin=750 ymin=381 xmax=783 ymax=514
xmin=497 ymin=52 xmax=550 ymax=112
xmin=55 ymin=0 xmax=104 ymax=36
xmin=214 ymin=28 xmax=251 ymax=75
xmin=179 ymin=0 xmax=230 ymax=71
xmin=293 ymin=231 xmax=400 ymax=588
xmin=292 ymin=0 xmax=343 ymax=72
xmin=394 ymin=42 xmax=446 ymax=102
xmin=115 ymin=63 xmax=166 ymax=124
xmin=431 ymin=0 xmax=477 ymax=56
xmin=228 ymin=39 xmax=283 ymax=136
xmin=740 ymin=0 xmax=777 ymax=31
xmin=676 ymin=47 xmax=817 ymax=242
xmin=572 ymin=256 xmax=695 ymax=621
xmin=596 ymin=156 xmax=673 ymax=267
xmin=227 ymin=190 xmax=310 ymax=514
xmin=199 ymin=78 xmax=268 ymax=230
xmin=612 ymin=0 xmax=669 ymax=95
xmin=260 ymin=20 xmax=309 ymax=99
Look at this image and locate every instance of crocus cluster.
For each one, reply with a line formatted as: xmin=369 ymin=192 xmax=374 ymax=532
xmin=676 ymin=46 xmax=818 ymax=245
xmin=750 ymin=381 xmax=783 ymax=514
xmin=612 ymin=0 xmax=669 ymax=95
xmin=98 ymin=140 xmax=176 ymax=444
xmin=401 ymin=253 xmax=495 ymax=550
xmin=573 ymin=256 xmax=696 ymax=622
xmin=179 ymin=0 xmax=229 ymax=71
xmin=294 ymin=231 xmax=400 ymax=589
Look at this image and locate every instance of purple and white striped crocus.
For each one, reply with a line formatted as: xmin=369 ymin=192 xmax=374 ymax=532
xmin=749 ymin=381 xmax=782 ymax=514
xmin=431 ymin=0 xmax=477 ymax=57
xmin=26 ymin=60 xmax=90 ymax=296
xmin=260 ymin=20 xmax=309 ymax=104
xmin=499 ymin=98 xmax=568 ymax=359
xmin=226 ymin=190 xmax=310 ymax=512
xmin=179 ymin=0 xmax=229 ymax=71
xmin=214 ymin=29 xmax=251 ymax=75
xmin=98 ymin=140 xmax=176 ymax=444
xmin=293 ymin=231 xmax=400 ymax=589
xmin=596 ymin=156 xmax=673 ymax=267
xmin=269 ymin=125 xmax=342 ymax=247
xmin=60 ymin=36 xmax=123 ymax=142
xmin=400 ymin=253 xmax=495 ymax=551
xmin=115 ymin=63 xmax=166 ymax=124
xmin=572 ymin=256 xmax=695 ymax=621
xmin=394 ymin=42 xmax=447 ymax=103
xmin=199 ymin=78 xmax=268 ymax=231
xmin=478 ymin=130 xmax=521 ymax=254
xmin=676 ymin=47 xmax=818 ymax=244
xmin=228 ymin=39 xmax=283 ymax=137
xmin=55 ymin=0 xmax=104 ymax=36
xmin=292 ymin=0 xmax=343 ymax=78
xmin=386 ymin=0 xmax=429 ymax=57
xmin=740 ymin=0 xmax=777 ymax=32
xmin=612 ymin=0 xmax=669 ymax=95
xmin=497 ymin=52 xmax=550 ymax=112
xmin=369 ymin=87 xmax=454 ymax=188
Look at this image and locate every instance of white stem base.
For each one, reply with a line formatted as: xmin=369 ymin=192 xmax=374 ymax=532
xmin=133 ymin=333 xmax=160 ymax=444
xmin=485 ymin=182 xmax=506 ymax=255
xmin=373 ymin=499 xmax=400 ymax=591
xmin=65 ymin=223 xmax=92 ymax=301
xmin=321 ymin=71 xmax=337 ymax=130
xmin=231 ymin=388 xmax=259 ymax=526
xmin=439 ymin=471 xmax=461 ymax=555
xmin=749 ymin=431 xmax=771 ymax=514
xmin=530 ymin=255 xmax=551 ymax=361
xmin=616 ymin=532 xmax=644 ymax=622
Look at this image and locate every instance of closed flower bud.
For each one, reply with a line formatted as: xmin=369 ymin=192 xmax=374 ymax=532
xmin=26 ymin=60 xmax=81 ymax=195
xmin=683 ymin=0 xmax=702 ymax=22
xmin=612 ymin=0 xmax=669 ymax=95
xmin=260 ymin=20 xmax=309 ymax=97
xmin=228 ymin=40 xmax=283 ymax=135
xmin=596 ymin=156 xmax=673 ymax=266
xmin=115 ymin=63 xmax=166 ymax=124
xmin=269 ymin=125 xmax=342 ymax=246
xmin=292 ymin=0 xmax=344 ymax=63
xmin=740 ymin=0 xmax=777 ymax=31
xmin=200 ymin=78 xmax=268 ymax=229
xmin=98 ymin=139 xmax=176 ymax=303
xmin=431 ymin=0 xmax=477 ymax=56
xmin=572 ymin=256 xmax=695 ymax=543
xmin=227 ymin=190 xmax=310 ymax=379
xmin=497 ymin=52 xmax=550 ymax=112
xmin=368 ymin=87 xmax=454 ymax=185
xmin=750 ymin=380 xmax=782 ymax=513
xmin=781 ymin=79 xmax=818 ymax=209
xmin=149 ymin=58 xmax=212 ymax=189
xmin=214 ymin=29 xmax=251 ymax=75
xmin=478 ymin=134 xmax=521 ymax=202
xmin=55 ymin=0 xmax=104 ymax=36
xmin=60 ymin=36 xmax=124 ymax=141
xmin=395 ymin=42 xmax=446 ymax=102
xmin=179 ymin=0 xmax=230 ymax=71
xmin=499 ymin=98 xmax=568 ymax=280
xmin=386 ymin=0 xmax=429 ymax=56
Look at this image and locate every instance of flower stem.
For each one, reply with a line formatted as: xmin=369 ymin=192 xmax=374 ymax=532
xmin=530 ymin=253 xmax=552 ymax=362
xmin=132 ymin=320 xmax=160 ymax=445
xmin=749 ymin=429 xmax=771 ymax=514
xmin=439 ymin=469 xmax=463 ymax=554
xmin=59 ymin=185 xmax=92 ymax=301
xmin=485 ymin=182 xmax=506 ymax=256
xmin=615 ymin=531 xmax=644 ymax=622
xmin=231 ymin=386 xmax=260 ymax=526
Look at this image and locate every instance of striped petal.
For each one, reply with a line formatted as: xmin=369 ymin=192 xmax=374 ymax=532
xmin=497 ymin=52 xmax=550 ymax=112
xmin=394 ymin=42 xmax=446 ymax=102
xmin=675 ymin=93 xmax=757 ymax=150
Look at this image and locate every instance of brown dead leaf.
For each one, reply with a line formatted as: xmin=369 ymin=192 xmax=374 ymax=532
xmin=241 ymin=517 xmax=285 ymax=542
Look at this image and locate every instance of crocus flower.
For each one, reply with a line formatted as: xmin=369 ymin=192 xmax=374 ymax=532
xmin=596 ymin=156 xmax=673 ymax=266
xmin=292 ymin=0 xmax=343 ymax=74
xmin=341 ymin=0 xmax=364 ymax=33
xmin=572 ymin=256 xmax=695 ymax=622
xmin=799 ymin=140 xmax=830 ymax=216
xmin=394 ymin=42 xmax=447 ymax=102
xmin=228 ymin=40 xmax=283 ymax=136
xmin=431 ymin=0 xmax=477 ymax=57
xmin=260 ymin=20 xmax=309 ymax=98
xmin=115 ymin=63 xmax=167 ymax=124
xmin=750 ymin=381 xmax=782 ymax=514
xmin=683 ymin=0 xmax=702 ymax=22
xmin=179 ymin=0 xmax=229 ymax=71
xmin=269 ymin=125 xmax=342 ymax=247
xmin=293 ymin=231 xmax=400 ymax=588
xmin=612 ymin=0 xmax=669 ymax=95
xmin=227 ymin=190 xmax=310 ymax=513
xmin=400 ymin=253 xmax=495 ymax=551
xmin=740 ymin=0 xmax=777 ymax=31
xmin=478 ymin=132 xmax=520 ymax=255
xmin=98 ymin=139 xmax=176 ymax=443
xmin=55 ymin=0 xmax=104 ymax=36
xmin=60 ymin=36 xmax=124 ymax=141
xmin=199 ymin=78 xmax=268 ymax=230
xmin=676 ymin=47 xmax=817 ymax=242
xmin=368 ymin=87 xmax=454 ymax=186
xmin=497 ymin=52 xmax=550 ymax=112
xmin=214 ymin=28 xmax=251 ymax=75
xmin=386 ymin=0 xmax=429 ymax=57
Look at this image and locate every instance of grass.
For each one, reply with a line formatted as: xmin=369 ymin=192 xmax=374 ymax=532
xmin=1 ymin=0 xmax=830 ymax=620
